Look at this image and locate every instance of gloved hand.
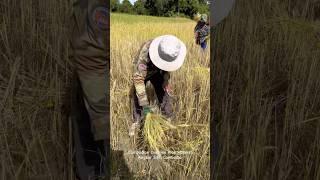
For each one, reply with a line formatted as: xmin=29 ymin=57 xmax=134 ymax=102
xmin=143 ymin=106 xmax=152 ymax=116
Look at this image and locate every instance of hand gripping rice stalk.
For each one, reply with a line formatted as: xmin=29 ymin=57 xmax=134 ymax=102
xmin=143 ymin=113 xmax=176 ymax=153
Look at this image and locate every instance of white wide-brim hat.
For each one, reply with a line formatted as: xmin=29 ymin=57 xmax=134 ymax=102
xmin=149 ymin=35 xmax=187 ymax=72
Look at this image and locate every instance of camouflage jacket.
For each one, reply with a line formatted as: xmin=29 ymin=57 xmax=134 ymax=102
xmin=133 ymin=40 xmax=170 ymax=107
xmin=71 ymin=0 xmax=109 ymax=75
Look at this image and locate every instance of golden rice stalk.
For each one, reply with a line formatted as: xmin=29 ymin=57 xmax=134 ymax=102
xmin=180 ymin=139 xmax=204 ymax=151
xmin=174 ymin=124 xmax=209 ymax=151
xmin=143 ymin=113 xmax=176 ymax=152
xmin=192 ymin=67 xmax=210 ymax=75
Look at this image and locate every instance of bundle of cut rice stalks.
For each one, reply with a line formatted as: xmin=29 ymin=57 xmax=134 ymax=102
xmin=143 ymin=113 xmax=177 ymax=153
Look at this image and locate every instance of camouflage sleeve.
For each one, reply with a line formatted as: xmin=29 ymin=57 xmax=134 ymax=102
xmin=132 ymin=41 xmax=152 ymax=107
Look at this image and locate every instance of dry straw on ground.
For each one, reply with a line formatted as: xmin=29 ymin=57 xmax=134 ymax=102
xmin=0 ymin=0 xmax=72 ymax=179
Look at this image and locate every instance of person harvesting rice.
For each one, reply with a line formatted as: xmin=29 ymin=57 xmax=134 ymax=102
xmin=129 ymin=35 xmax=187 ymax=136
xmin=194 ymin=14 xmax=210 ymax=50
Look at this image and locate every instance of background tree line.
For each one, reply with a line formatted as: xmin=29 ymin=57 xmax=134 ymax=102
xmin=111 ymin=0 xmax=210 ymax=18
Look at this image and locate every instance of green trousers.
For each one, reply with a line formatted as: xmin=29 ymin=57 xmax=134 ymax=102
xmin=71 ymin=72 xmax=109 ymax=179
xmin=78 ymin=72 xmax=108 ymax=141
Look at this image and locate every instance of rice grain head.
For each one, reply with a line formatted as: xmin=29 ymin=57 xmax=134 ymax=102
xmin=143 ymin=113 xmax=176 ymax=153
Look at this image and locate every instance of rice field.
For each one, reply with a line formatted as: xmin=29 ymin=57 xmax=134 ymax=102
xmin=111 ymin=13 xmax=210 ymax=179
xmin=2 ymin=0 xmax=317 ymax=179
